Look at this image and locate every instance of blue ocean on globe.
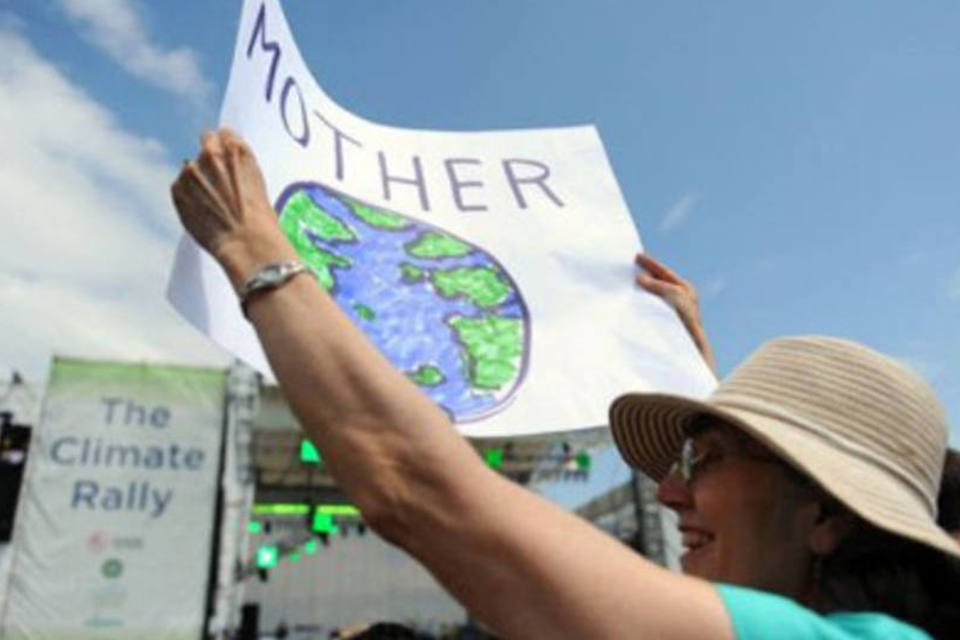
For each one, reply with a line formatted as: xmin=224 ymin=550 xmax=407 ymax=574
xmin=275 ymin=182 xmax=530 ymax=422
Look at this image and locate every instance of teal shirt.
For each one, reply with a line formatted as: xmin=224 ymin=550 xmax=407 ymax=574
xmin=716 ymin=584 xmax=932 ymax=640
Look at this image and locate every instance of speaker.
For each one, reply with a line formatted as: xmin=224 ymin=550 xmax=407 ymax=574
xmin=0 ymin=423 xmax=31 ymax=543
xmin=239 ymin=603 xmax=259 ymax=640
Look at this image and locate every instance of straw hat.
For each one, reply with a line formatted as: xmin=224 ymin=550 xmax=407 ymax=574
xmin=609 ymin=335 xmax=960 ymax=559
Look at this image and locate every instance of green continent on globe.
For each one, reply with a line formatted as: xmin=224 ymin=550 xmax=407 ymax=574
xmin=408 ymin=364 xmax=445 ymax=387
xmin=431 ymin=266 xmax=510 ymax=308
xmin=399 ymin=263 xmax=425 ymax=283
xmin=302 ymin=247 xmax=351 ymax=291
xmin=352 ymin=302 xmax=376 ymax=321
xmin=448 ymin=314 xmax=523 ymax=390
xmin=345 ymin=198 xmax=411 ymax=230
xmin=406 ymin=231 xmax=473 ymax=259
xmin=280 ymin=191 xmax=357 ymax=243
xmin=279 ymin=191 xmax=354 ymax=290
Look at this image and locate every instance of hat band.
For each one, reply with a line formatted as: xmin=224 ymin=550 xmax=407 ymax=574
xmin=712 ymin=394 xmax=937 ymax=517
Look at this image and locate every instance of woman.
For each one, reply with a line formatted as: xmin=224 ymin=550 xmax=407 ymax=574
xmin=637 ymin=252 xmax=960 ymax=543
xmin=609 ymin=339 xmax=960 ymax=638
xmin=172 ymin=129 xmax=960 ymax=639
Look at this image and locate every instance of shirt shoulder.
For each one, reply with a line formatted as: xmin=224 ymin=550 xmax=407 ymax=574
xmin=715 ymin=584 xmax=932 ymax=640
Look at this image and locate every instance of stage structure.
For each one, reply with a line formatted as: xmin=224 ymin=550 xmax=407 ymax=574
xmin=0 ymin=372 xmax=39 ymax=608
xmin=0 ymin=355 xmax=668 ymax=639
xmin=206 ymin=363 xmax=260 ymax=637
xmin=574 ymin=473 xmax=682 ymax=571
xmin=236 ymin=381 xmax=608 ymax=636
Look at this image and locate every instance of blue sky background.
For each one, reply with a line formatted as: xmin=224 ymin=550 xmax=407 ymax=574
xmin=2 ymin=0 xmax=958 ymax=488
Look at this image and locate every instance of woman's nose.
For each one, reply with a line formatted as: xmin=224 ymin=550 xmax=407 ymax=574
xmin=656 ymin=468 xmax=694 ymax=512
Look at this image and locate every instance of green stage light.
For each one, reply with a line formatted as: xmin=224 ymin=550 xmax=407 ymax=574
xmin=315 ymin=504 xmax=360 ymax=516
xmin=304 ymin=539 xmax=318 ymax=555
xmin=256 ymin=545 xmax=279 ymax=569
xmin=253 ymin=502 xmax=359 ymax=518
xmin=484 ymin=447 xmax=504 ymax=469
xmin=575 ymin=450 xmax=592 ymax=471
xmin=253 ymin=503 xmax=311 ymax=516
xmin=300 ymin=439 xmax=321 ymax=463
xmin=288 ymin=552 xmax=301 ymax=563
xmin=312 ymin=512 xmax=339 ymax=534
xmin=247 ymin=520 xmax=263 ymax=534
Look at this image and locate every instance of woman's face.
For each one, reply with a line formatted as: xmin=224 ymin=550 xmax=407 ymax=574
xmin=656 ymin=423 xmax=822 ymax=598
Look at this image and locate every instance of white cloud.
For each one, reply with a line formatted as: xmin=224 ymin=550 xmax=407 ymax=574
xmin=700 ymin=275 xmax=728 ymax=300
xmin=659 ymin=192 xmax=698 ymax=233
xmin=0 ymin=273 xmax=227 ymax=372
xmin=0 ymin=26 xmax=228 ymax=379
xmin=56 ymin=0 xmax=212 ymax=105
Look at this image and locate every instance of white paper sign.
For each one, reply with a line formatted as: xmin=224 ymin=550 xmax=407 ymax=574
xmin=1 ymin=358 xmax=226 ymax=639
xmin=168 ymin=0 xmax=715 ymax=437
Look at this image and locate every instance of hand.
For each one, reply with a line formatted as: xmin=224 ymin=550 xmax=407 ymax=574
xmin=635 ymin=253 xmax=717 ymax=373
xmin=170 ymin=129 xmax=295 ymax=288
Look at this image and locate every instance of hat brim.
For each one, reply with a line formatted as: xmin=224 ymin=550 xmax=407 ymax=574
xmin=609 ymin=392 xmax=960 ymax=560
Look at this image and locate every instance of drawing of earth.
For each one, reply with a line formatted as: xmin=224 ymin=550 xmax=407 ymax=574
xmin=275 ymin=182 xmax=530 ymax=422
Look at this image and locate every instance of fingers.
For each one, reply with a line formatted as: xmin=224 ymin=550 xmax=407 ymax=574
xmin=191 ymin=159 xmax=232 ymax=213
xmin=170 ymin=176 xmax=186 ymax=215
xmin=635 ymin=253 xmax=682 ymax=284
xmin=172 ymin=127 xmax=266 ymax=217
xmin=170 ymin=160 xmax=193 ymax=212
xmin=635 ymin=253 xmax=700 ymax=307
xmin=170 ymin=151 xmax=232 ymax=229
xmin=171 ymin=128 xmax=275 ymax=260
xmin=200 ymin=127 xmax=246 ymax=153
xmin=198 ymin=130 xmax=229 ymax=187
xmin=200 ymin=129 xmax=223 ymax=156
xmin=220 ymin=127 xmax=243 ymax=147
xmin=636 ymin=271 xmax=677 ymax=298
xmin=196 ymin=129 xmax=258 ymax=218
xmin=199 ymin=128 xmax=249 ymax=170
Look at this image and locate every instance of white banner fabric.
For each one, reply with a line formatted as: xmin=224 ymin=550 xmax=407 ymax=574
xmin=168 ymin=0 xmax=715 ymax=437
xmin=1 ymin=357 xmax=226 ymax=639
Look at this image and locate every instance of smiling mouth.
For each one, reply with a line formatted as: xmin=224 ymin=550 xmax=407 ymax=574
xmin=680 ymin=529 xmax=715 ymax=555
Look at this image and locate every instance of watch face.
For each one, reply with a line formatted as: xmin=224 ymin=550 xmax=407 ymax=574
xmin=245 ymin=262 xmax=298 ymax=295
xmin=261 ymin=265 xmax=285 ymax=285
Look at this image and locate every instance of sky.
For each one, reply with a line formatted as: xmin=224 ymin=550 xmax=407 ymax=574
xmin=1 ymin=0 xmax=958 ymax=456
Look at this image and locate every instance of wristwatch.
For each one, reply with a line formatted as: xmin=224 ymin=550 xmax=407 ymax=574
xmin=238 ymin=260 xmax=315 ymax=318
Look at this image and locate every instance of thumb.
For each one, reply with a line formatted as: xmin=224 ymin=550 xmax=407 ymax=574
xmin=637 ymin=273 xmax=676 ymax=298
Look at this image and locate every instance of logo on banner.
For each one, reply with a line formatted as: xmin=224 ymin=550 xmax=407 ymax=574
xmin=101 ymin=558 xmax=124 ymax=579
xmin=88 ymin=530 xmax=109 ymax=553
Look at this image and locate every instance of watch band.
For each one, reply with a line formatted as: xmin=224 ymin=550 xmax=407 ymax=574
xmin=239 ymin=260 xmax=315 ymax=318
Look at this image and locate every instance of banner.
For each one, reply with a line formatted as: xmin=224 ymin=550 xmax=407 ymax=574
xmin=1 ymin=357 xmax=226 ymax=639
xmin=168 ymin=0 xmax=715 ymax=437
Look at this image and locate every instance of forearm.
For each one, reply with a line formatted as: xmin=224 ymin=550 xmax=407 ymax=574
xmin=217 ymin=229 xmax=482 ymax=529
xmin=401 ymin=470 xmax=734 ymax=639
xmin=684 ymin=315 xmax=717 ymax=374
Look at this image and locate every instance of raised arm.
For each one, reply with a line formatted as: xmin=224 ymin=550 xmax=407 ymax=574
xmin=635 ymin=253 xmax=717 ymax=373
xmin=171 ymin=130 xmax=733 ymax=640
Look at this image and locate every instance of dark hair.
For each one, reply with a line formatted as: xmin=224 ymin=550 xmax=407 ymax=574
xmin=815 ymin=518 xmax=960 ymax=639
xmin=937 ymin=449 xmax=960 ymax=534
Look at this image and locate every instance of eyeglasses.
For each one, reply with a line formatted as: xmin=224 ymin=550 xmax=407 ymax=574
xmin=669 ymin=438 xmax=710 ymax=484
xmin=668 ymin=436 xmax=798 ymax=486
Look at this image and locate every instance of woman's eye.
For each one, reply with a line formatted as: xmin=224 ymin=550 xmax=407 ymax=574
xmin=694 ymin=450 xmax=722 ymax=472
